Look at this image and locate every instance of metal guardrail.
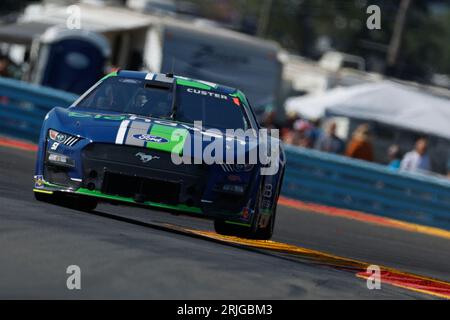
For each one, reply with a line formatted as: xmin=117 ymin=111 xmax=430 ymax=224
xmin=283 ymin=144 xmax=450 ymax=230
xmin=0 ymin=77 xmax=78 ymax=141
xmin=1 ymin=76 xmax=450 ymax=230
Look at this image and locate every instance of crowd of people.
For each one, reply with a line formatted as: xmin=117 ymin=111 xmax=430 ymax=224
xmin=262 ymin=111 xmax=438 ymax=176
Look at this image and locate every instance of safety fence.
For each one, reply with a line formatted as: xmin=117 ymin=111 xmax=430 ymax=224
xmin=1 ymin=76 xmax=450 ymax=230
xmin=283 ymin=145 xmax=450 ymax=230
xmin=0 ymin=77 xmax=78 ymax=141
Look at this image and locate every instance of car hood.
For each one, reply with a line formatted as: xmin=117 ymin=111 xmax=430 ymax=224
xmin=51 ymin=107 xmax=267 ymax=162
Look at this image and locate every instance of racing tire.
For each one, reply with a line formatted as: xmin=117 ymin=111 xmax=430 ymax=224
xmin=213 ymin=220 xmax=253 ymax=238
xmin=34 ymin=191 xmax=98 ymax=211
xmin=213 ymin=215 xmax=275 ymax=240
xmin=214 ymin=189 xmax=277 ymax=240
xmin=214 ymin=168 xmax=284 ymax=240
xmin=34 ymin=191 xmax=57 ymax=203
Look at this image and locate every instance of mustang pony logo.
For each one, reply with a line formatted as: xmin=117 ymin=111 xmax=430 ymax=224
xmin=133 ymin=134 xmax=169 ymax=144
xmin=135 ymin=152 xmax=160 ymax=163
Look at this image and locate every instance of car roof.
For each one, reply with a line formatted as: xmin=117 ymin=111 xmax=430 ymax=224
xmin=114 ymin=70 xmax=238 ymax=96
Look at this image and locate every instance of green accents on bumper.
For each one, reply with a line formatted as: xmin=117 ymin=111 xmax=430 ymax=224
xmin=76 ymin=188 xmax=203 ymax=214
xmin=43 ymin=181 xmax=63 ymax=188
xmin=33 ymin=188 xmax=54 ymax=194
xmin=146 ymin=124 xmax=188 ymax=155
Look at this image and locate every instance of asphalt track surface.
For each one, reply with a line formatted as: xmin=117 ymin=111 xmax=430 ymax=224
xmin=1 ymin=144 xmax=450 ymax=299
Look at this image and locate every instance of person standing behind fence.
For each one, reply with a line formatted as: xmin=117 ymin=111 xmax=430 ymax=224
xmin=345 ymin=124 xmax=374 ymax=162
xmin=400 ymin=138 xmax=431 ymax=173
xmin=387 ymin=144 xmax=402 ymax=170
xmin=314 ymin=121 xmax=345 ymax=154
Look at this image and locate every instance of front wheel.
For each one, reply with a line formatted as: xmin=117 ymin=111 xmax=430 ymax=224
xmin=213 ymin=219 xmax=255 ymax=238
xmin=213 ymin=213 xmax=275 ymax=240
xmin=34 ymin=191 xmax=98 ymax=211
xmin=34 ymin=190 xmax=57 ymax=203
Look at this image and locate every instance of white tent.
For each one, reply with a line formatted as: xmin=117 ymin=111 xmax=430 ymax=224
xmin=285 ymin=81 xmax=450 ymax=140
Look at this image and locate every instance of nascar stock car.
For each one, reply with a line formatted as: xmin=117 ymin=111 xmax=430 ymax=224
xmin=33 ymin=70 xmax=285 ymax=239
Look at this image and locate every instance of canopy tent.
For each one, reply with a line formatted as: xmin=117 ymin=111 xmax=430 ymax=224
xmin=0 ymin=22 xmax=53 ymax=45
xmin=285 ymin=85 xmax=371 ymax=120
xmin=285 ymin=81 xmax=450 ymax=140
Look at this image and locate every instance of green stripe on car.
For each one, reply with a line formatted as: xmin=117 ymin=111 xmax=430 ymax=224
xmin=76 ymin=188 xmax=202 ymax=214
xmin=146 ymin=124 xmax=188 ymax=155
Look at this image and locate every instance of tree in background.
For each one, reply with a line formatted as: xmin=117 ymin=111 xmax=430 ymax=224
xmin=184 ymin=0 xmax=450 ymax=84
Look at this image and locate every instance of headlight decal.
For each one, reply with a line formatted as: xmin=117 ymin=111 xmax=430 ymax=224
xmin=48 ymin=129 xmax=81 ymax=147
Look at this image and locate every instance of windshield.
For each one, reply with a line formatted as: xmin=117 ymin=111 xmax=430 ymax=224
xmin=74 ymin=77 xmax=250 ymax=130
xmin=175 ymin=87 xmax=249 ymax=130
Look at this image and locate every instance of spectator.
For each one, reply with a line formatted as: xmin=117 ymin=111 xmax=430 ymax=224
xmin=308 ymin=118 xmax=322 ymax=147
xmin=345 ymin=124 xmax=374 ymax=162
xmin=387 ymin=144 xmax=402 ymax=170
xmin=400 ymin=138 xmax=431 ymax=173
xmin=261 ymin=111 xmax=279 ymax=130
xmin=0 ymin=55 xmax=11 ymax=78
xmin=280 ymin=111 xmax=299 ymax=142
xmin=314 ymin=121 xmax=345 ymax=154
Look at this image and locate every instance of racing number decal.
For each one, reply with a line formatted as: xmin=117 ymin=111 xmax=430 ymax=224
xmin=261 ymin=183 xmax=273 ymax=211
xmin=50 ymin=142 xmax=59 ymax=151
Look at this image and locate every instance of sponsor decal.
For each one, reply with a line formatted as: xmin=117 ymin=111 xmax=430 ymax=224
xmin=186 ymin=88 xmax=228 ymax=100
xmin=133 ymin=134 xmax=169 ymax=144
xmin=135 ymin=152 xmax=160 ymax=163
xmin=34 ymin=175 xmax=44 ymax=189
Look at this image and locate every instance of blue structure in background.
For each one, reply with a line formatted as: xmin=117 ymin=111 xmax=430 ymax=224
xmin=0 ymin=76 xmax=450 ymax=230
xmin=283 ymin=145 xmax=450 ymax=230
xmin=31 ymin=27 xmax=111 ymax=95
xmin=0 ymin=77 xmax=77 ymax=141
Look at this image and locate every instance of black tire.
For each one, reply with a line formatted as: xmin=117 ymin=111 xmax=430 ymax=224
xmin=213 ymin=215 xmax=274 ymax=240
xmin=214 ymin=168 xmax=284 ymax=240
xmin=213 ymin=189 xmax=272 ymax=240
xmin=34 ymin=191 xmax=57 ymax=203
xmin=252 ymin=206 xmax=277 ymax=240
xmin=213 ymin=219 xmax=254 ymax=238
xmin=67 ymin=196 xmax=98 ymax=211
xmin=34 ymin=191 xmax=97 ymax=211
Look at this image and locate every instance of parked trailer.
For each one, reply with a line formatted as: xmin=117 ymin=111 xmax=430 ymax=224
xmin=143 ymin=18 xmax=284 ymax=110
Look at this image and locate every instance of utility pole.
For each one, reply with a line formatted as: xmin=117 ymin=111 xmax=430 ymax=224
xmin=257 ymin=0 xmax=273 ymax=37
xmin=387 ymin=0 xmax=412 ymax=67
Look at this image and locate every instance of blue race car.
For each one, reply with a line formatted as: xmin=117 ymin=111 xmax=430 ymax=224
xmin=34 ymin=71 xmax=285 ymax=239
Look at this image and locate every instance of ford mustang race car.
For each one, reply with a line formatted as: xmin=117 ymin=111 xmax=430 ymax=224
xmin=34 ymin=71 xmax=285 ymax=239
